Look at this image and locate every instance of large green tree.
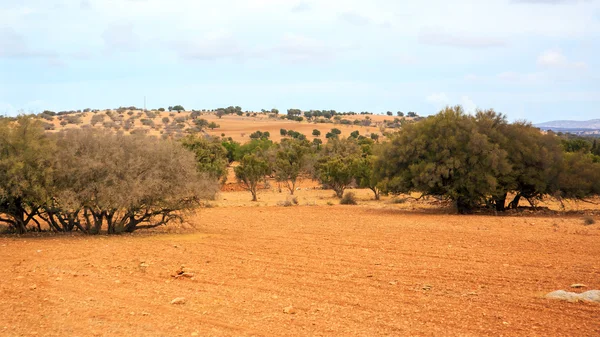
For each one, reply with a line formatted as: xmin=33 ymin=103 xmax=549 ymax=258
xmin=376 ymin=106 xmax=511 ymax=213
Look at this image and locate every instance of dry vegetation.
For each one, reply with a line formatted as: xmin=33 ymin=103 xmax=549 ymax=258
xmin=40 ymin=108 xmax=397 ymax=143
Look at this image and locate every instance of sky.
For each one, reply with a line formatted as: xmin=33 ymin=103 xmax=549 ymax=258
xmin=0 ymin=0 xmax=599 ymax=123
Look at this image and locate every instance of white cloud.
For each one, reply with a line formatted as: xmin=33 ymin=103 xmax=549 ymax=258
xmin=461 ymin=96 xmax=477 ymax=113
xmin=536 ymin=49 xmax=587 ymax=68
xmin=426 ymin=92 xmax=450 ymax=105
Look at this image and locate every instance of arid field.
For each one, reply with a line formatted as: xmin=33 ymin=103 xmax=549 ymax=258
xmin=1 ymin=187 xmax=599 ymax=337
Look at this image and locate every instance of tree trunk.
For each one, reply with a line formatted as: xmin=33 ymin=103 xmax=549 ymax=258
xmin=371 ymin=187 xmax=380 ymax=201
xmin=334 ymin=186 xmax=344 ymax=198
xmin=495 ymin=193 xmax=507 ymax=212
xmin=509 ymin=194 xmax=521 ymax=209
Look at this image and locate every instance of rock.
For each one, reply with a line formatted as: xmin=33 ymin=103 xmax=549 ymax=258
xmin=170 ymin=297 xmax=186 ymax=305
xmin=30 ymin=284 xmax=37 ymax=290
xmin=570 ymin=283 xmax=586 ymax=289
xmin=191 ymin=332 xmax=199 ymax=336
xmin=389 ymin=281 xmax=397 ymax=285
xmin=283 ymin=306 xmax=296 ymax=314
xmin=579 ymin=290 xmax=600 ymax=302
xmin=175 ymin=272 xmax=195 ymax=279
xmin=422 ymin=284 xmax=432 ymax=291
xmin=545 ymin=290 xmax=600 ymax=303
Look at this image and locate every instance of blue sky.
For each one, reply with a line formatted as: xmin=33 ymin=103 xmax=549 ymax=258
xmin=0 ymin=0 xmax=598 ymax=123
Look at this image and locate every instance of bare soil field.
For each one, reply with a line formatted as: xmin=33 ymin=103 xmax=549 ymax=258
xmin=1 ymin=199 xmax=599 ymax=336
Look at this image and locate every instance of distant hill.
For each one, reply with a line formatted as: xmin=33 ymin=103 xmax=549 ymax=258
xmin=535 ymin=119 xmax=600 ymax=130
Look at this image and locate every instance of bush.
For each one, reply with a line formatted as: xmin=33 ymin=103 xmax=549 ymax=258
xmin=583 ymin=216 xmax=596 ymax=225
xmin=340 ymin=192 xmax=357 ymax=205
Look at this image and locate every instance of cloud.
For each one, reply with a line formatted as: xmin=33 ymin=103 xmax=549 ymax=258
xmin=461 ymin=96 xmax=477 ymax=113
xmin=102 ymin=23 xmax=140 ymax=52
xmin=0 ymin=27 xmax=56 ymax=59
xmin=419 ymin=30 xmax=507 ymax=48
xmin=291 ymin=1 xmax=310 ymax=13
xmin=177 ymin=33 xmax=247 ymax=61
xmin=426 ymin=92 xmax=450 ymax=105
xmin=274 ymin=33 xmax=351 ymax=63
xmin=338 ymin=11 xmax=371 ymax=26
xmin=536 ymin=49 xmax=587 ymax=68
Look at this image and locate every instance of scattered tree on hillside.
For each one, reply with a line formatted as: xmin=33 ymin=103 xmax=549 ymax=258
xmin=235 ymin=154 xmax=271 ymax=201
xmin=180 ymin=135 xmax=229 ymax=183
xmin=273 ymin=139 xmax=311 ymax=195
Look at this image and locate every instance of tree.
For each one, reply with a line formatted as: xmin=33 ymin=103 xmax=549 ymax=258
xmin=46 ymin=129 xmax=218 ymax=234
xmin=370 ymin=133 xmax=380 ymax=142
xmin=280 ymin=129 xmax=288 ymax=136
xmin=172 ymin=105 xmax=185 ymax=113
xmin=397 ymin=111 xmax=404 ymax=117
xmin=316 ymin=138 xmax=362 ymax=198
xmin=407 ymin=111 xmax=418 ymax=118
xmin=271 ymin=108 xmax=279 ymax=115
xmin=376 ymin=106 xmax=511 ymax=213
xmin=386 ymin=111 xmax=393 ymax=116
xmin=180 ymin=135 xmax=229 ymax=183
xmin=331 ymin=128 xmax=342 ymax=135
xmin=349 ymin=130 xmax=360 ymax=139
xmin=0 ymin=117 xmax=55 ymax=233
xmin=208 ymin=122 xmax=220 ymax=130
xmin=273 ymin=139 xmax=311 ymax=194
xmin=312 ymin=129 xmax=321 ymax=137
xmin=235 ymin=154 xmax=271 ymax=201
xmin=216 ymin=109 xmax=225 ymax=119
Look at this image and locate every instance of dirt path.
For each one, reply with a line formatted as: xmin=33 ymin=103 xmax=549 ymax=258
xmin=1 ymin=206 xmax=599 ymax=336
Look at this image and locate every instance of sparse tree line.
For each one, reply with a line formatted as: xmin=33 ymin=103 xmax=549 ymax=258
xmin=2 ymin=105 xmax=599 ymax=234
xmin=184 ymin=106 xmax=600 ymax=213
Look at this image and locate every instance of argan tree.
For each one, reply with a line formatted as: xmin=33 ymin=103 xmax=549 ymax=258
xmin=46 ymin=129 xmax=218 ymax=234
xmin=235 ymin=154 xmax=271 ymax=201
xmin=316 ymin=138 xmax=362 ymax=198
xmin=273 ymin=139 xmax=311 ymax=194
xmin=376 ymin=106 xmax=511 ymax=213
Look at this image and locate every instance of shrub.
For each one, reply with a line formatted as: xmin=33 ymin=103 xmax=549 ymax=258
xmin=340 ymin=192 xmax=357 ymax=205
xmin=583 ymin=216 xmax=596 ymax=226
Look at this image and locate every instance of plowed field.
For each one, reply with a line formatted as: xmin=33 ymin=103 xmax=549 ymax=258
xmin=1 ymin=206 xmax=599 ymax=336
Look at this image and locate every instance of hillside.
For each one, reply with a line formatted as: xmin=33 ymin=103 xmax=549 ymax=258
xmin=35 ymin=110 xmax=406 ymax=143
xmin=535 ymin=119 xmax=600 ymax=130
